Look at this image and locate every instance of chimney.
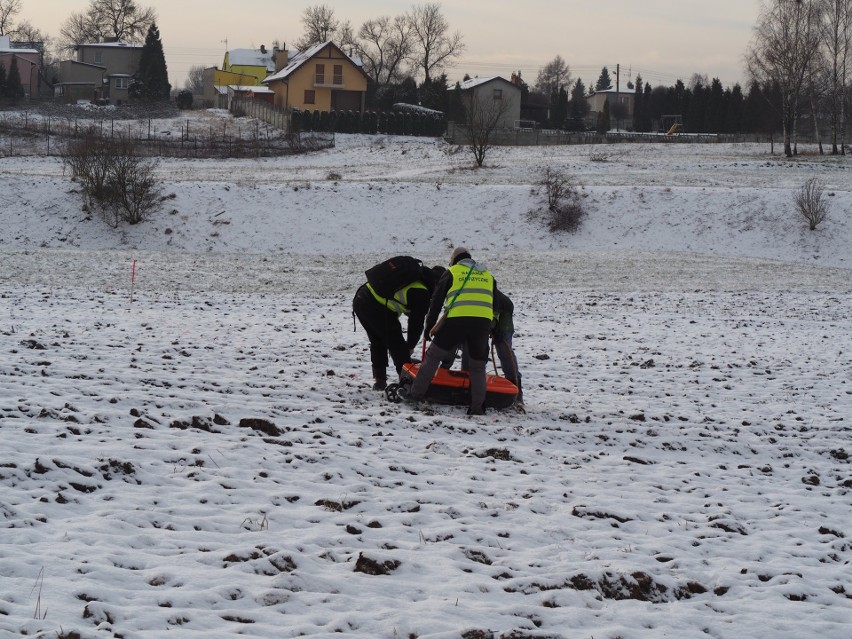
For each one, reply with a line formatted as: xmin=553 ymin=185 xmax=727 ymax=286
xmin=274 ymin=46 xmax=288 ymax=71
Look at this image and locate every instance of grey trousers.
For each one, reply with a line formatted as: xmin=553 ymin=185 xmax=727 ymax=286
xmin=411 ymin=343 xmax=488 ymax=411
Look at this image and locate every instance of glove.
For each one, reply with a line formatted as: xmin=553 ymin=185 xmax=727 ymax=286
xmin=490 ymin=329 xmax=505 ymax=344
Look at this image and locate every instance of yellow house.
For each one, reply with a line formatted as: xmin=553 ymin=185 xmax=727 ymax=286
xmin=221 ymin=44 xmax=275 ymax=85
xmin=262 ymin=41 xmax=369 ymax=112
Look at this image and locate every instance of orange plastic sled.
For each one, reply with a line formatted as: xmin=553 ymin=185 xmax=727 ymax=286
xmin=388 ymin=362 xmax=519 ymax=409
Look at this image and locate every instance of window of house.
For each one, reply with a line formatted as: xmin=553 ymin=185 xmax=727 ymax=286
xmin=304 ymin=89 xmax=316 ymax=104
xmin=94 ymin=51 xmax=102 ymax=63
xmin=315 ymin=64 xmax=325 ymax=85
xmin=115 ymin=77 xmax=129 ymax=89
xmin=493 ymin=88 xmax=503 ymax=100
xmin=333 ymin=64 xmax=343 ymax=85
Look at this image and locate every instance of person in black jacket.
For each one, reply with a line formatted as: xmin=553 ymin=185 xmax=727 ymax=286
xmin=353 ymin=261 xmax=442 ymax=390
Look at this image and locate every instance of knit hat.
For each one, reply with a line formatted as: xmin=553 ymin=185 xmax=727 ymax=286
xmin=449 ymin=247 xmax=471 ymax=266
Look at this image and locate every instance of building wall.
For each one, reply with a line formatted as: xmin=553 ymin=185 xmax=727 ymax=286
xmin=587 ymin=90 xmax=635 ymax=118
xmin=56 ymin=60 xmax=106 ymax=102
xmin=468 ymin=80 xmax=522 ymax=129
xmin=269 ymin=47 xmax=367 ymax=111
xmin=66 ymin=43 xmax=141 ymax=104
xmin=76 ymin=44 xmax=141 ymax=78
xmin=0 ymin=51 xmax=40 ymax=97
xmin=222 ymin=64 xmax=267 ymax=85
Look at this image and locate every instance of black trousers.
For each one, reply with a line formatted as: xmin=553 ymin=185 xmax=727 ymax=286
xmin=352 ymin=285 xmax=410 ymax=381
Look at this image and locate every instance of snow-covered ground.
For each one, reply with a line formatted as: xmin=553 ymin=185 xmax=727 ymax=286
xmin=1 ymin=112 xmax=851 ymax=639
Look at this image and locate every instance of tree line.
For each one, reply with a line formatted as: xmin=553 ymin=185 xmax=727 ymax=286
xmin=520 ymin=0 xmax=850 ymax=154
xmin=3 ymin=0 xmax=849 ymax=156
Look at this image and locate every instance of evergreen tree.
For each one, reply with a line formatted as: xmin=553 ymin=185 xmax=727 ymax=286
xmin=567 ymin=78 xmax=589 ymax=130
xmin=672 ymin=79 xmax=687 ymax=116
xmin=643 ymin=83 xmax=653 ymax=130
xmin=131 ymin=22 xmax=171 ymax=101
xmin=647 ymin=85 xmax=670 ymax=130
xmin=724 ymin=84 xmax=744 ymax=133
xmin=419 ymin=73 xmax=449 ymax=112
xmin=742 ymin=80 xmax=765 ymax=133
xmin=706 ymin=78 xmax=726 ymax=132
xmin=6 ymin=57 xmax=24 ymax=100
xmin=686 ymin=81 xmax=706 ymax=132
xmin=632 ymin=74 xmax=644 ymax=131
xmin=394 ymin=76 xmax=418 ymax=105
xmin=447 ymin=81 xmax=464 ymax=122
xmin=596 ymin=99 xmax=611 ymax=133
xmin=595 ymin=66 xmax=612 ymax=91
xmin=551 ymin=86 xmax=568 ymax=128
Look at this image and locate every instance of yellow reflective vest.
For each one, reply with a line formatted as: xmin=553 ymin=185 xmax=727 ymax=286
xmin=444 ymin=262 xmax=494 ymax=319
xmin=367 ymin=280 xmax=427 ymax=316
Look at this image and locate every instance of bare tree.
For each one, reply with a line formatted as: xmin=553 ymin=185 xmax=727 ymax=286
xmin=461 ymin=86 xmax=513 ymax=167
xmin=295 ymin=4 xmax=337 ymax=48
xmin=294 ymin=4 xmax=356 ymax=51
xmin=805 ymin=51 xmax=830 ymax=152
xmin=535 ymin=55 xmax=572 ymax=96
xmin=0 ymin=0 xmax=20 ymax=35
xmin=185 ymin=63 xmax=206 ymax=94
xmin=60 ymin=0 xmax=156 ymax=52
xmin=746 ymin=0 xmax=824 ymax=157
xmin=820 ymin=0 xmax=852 ymax=154
xmin=10 ymin=19 xmax=45 ymax=42
xmin=407 ymin=2 xmax=464 ymax=82
xmin=356 ymin=15 xmax=412 ymax=86
xmin=688 ymin=72 xmax=710 ymax=90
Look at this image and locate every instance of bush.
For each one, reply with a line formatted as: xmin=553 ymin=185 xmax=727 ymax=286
xmin=532 ymin=167 xmax=586 ymax=233
xmin=63 ymin=132 xmax=162 ymax=227
xmin=794 ymin=177 xmax=829 ymax=231
xmin=176 ymin=89 xmax=193 ymax=110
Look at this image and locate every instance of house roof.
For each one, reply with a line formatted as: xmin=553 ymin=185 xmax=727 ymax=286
xmin=227 ymin=48 xmax=276 ymax=72
xmin=76 ymin=41 xmax=142 ymax=49
xmin=228 ymin=85 xmax=274 ymax=93
xmin=262 ymin=41 xmax=367 ymax=84
xmin=591 ymin=86 xmax=637 ymax=95
xmin=0 ymin=35 xmax=39 ymax=54
xmin=457 ymin=76 xmax=517 ymax=91
xmin=62 ymin=60 xmax=107 ymax=70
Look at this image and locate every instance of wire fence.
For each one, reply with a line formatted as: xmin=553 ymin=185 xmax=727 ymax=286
xmin=0 ymin=102 xmax=333 ymax=158
xmin=445 ymin=122 xmax=785 ymax=146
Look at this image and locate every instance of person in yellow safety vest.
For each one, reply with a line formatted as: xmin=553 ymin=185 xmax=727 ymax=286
xmin=353 ymin=260 xmax=443 ymax=390
xmin=404 ymin=247 xmax=495 ymax=415
xmin=441 ymin=287 xmax=524 ymax=408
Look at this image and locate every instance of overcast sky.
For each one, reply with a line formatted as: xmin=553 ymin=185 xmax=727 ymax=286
xmin=23 ymin=0 xmax=759 ymax=90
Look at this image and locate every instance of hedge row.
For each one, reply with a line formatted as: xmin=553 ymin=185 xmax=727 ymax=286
xmin=291 ymin=109 xmax=446 ymax=137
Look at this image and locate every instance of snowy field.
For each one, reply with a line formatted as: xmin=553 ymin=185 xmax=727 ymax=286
xmin=1 ymin=113 xmax=851 ymax=639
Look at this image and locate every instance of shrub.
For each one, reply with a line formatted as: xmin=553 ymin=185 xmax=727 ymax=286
xmin=794 ymin=177 xmax=828 ymax=231
xmin=176 ymin=89 xmax=193 ymax=110
xmin=533 ymin=167 xmax=587 ymax=233
xmin=106 ymin=138 xmax=162 ymax=225
xmin=63 ymin=132 xmax=162 ymax=227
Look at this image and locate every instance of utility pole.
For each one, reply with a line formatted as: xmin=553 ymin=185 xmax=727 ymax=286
xmin=616 ymin=63 xmax=620 ymax=131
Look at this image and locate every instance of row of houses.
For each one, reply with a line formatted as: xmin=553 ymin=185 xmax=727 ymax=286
xmin=3 ymin=34 xmax=635 ymax=129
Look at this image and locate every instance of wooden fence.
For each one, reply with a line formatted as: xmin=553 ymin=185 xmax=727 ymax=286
xmin=228 ymin=97 xmax=290 ymax=133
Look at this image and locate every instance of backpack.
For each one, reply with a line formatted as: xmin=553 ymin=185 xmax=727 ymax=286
xmin=365 ymin=256 xmax=423 ymax=298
